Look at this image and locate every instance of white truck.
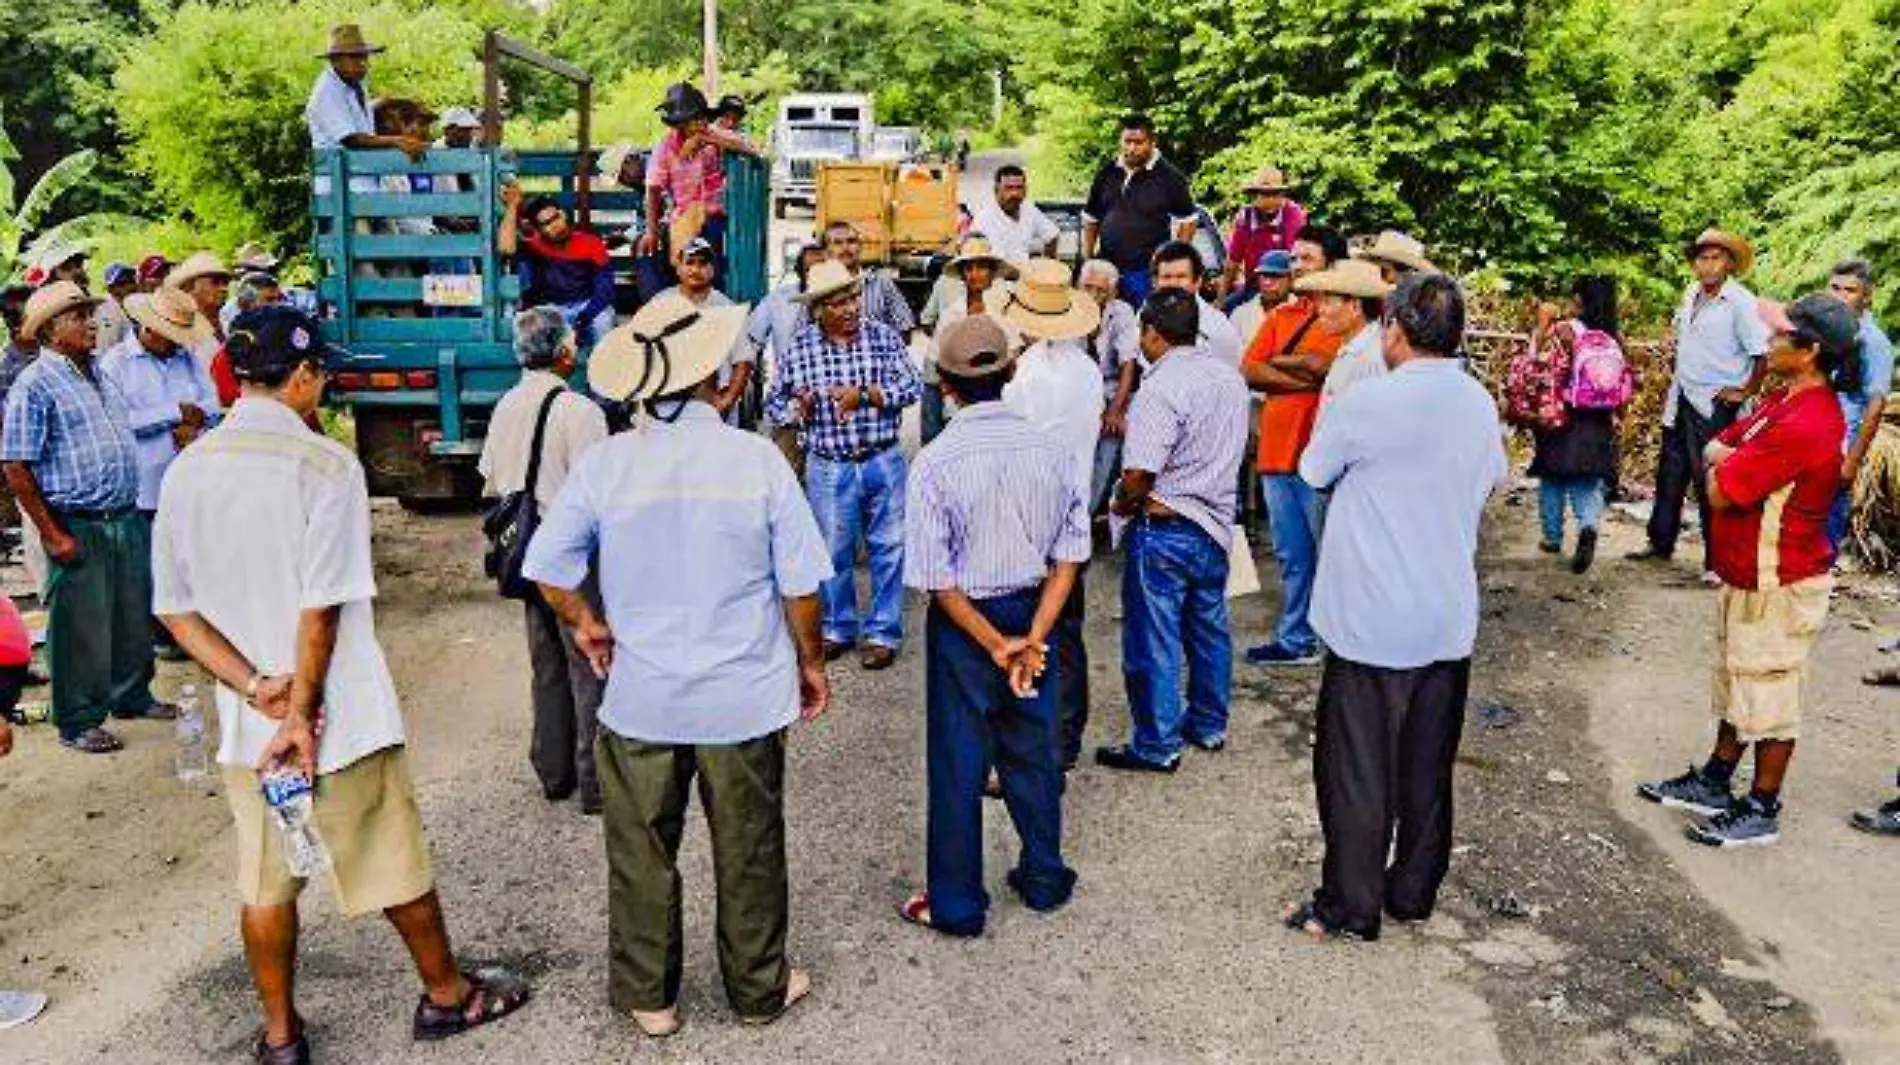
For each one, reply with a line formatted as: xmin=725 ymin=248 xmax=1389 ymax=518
xmin=770 ymin=92 xmax=874 ymax=218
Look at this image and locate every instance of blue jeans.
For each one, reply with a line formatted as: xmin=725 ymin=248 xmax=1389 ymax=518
xmin=1261 ymin=473 xmax=1321 ymax=655
xmin=921 ymin=386 xmax=947 ymax=446
xmin=1091 ymin=434 xmax=1124 ymax=515
xmin=1121 ymin=518 xmax=1232 ymax=764
xmin=807 ymin=449 xmax=907 ymax=649
xmin=1539 ymin=476 xmax=1604 ymax=545
xmin=1827 ymin=488 xmax=1850 ymax=552
xmin=926 ymin=592 xmax=1076 ymax=934
xmin=1117 ymin=269 xmax=1153 ymax=309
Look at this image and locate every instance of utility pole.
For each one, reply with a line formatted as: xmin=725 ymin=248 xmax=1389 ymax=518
xmin=703 ymin=0 xmax=720 ymax=96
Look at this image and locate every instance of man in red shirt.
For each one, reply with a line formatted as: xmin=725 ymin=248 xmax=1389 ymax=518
xmin=1639 ymin=293 xmax=1861 ymax=847
xmin=1240 ymin=224 xmax=1348 ymax=667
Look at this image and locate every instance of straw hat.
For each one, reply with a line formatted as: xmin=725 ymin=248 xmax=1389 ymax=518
xmin=794 ymin=260 xmax=865 ymax=306
xmin=232 ymin=243 xmax=279 ymax=272
xmin=936 ymin=315 xmax=1016 ymax=378
xmin=1354 ymin=230 xmax=1435 ymax=274
xmin=946 ymin=235 xmax=1019 ymax=281
xmin=1240 ymin=166 xmax=1294 ymax=196
xmin=588 ymin=294 xmax=750 ymax=404
xmin=318 ymin=24 xmax=383 ymax=58
xmin=1686 ymin=228 xmax=1755 ymax=276
xmin=166 ymin=252 xmax=232 ymax=290
xmin=1003 ymin=259 xmax=1102 ymax=342
xmin=20 ymin=282 xmax=101 ymax=345
xmin=1294 ymin=259 xmax=1395 ymax=300
xmin=596 ymin=142 xmax=636 ymax=182
xmin=125 ymin=288 xmax=214 ymax=349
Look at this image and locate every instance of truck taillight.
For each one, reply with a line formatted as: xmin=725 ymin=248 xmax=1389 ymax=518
xmin=368 ymin=372 xmax=403 ymax=390
xmin=333 ymin=371 xmax=369 ymax=390
xmin=416 ymin=426 xmax=444 ymax=447
xmin=403 ymin=370 xmax=437 ymax=389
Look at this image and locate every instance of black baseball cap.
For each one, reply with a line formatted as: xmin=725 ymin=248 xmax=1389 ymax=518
xmin=1784 ymin=293 xmax=1859 ymax=363
xmin=226 ymin=305 xmax=343 ymax=380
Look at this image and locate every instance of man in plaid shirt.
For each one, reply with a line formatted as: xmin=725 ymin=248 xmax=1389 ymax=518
xmin=766 ymin=261 xmax=922 ymax=671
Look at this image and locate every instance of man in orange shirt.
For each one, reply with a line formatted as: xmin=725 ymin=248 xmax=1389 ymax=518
xmin=1240 ymin=224 xmax=1349 ymax=667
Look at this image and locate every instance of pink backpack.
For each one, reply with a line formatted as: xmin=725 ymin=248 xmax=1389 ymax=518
xmin=1563 ymin=322 xmax=1634 ymax=410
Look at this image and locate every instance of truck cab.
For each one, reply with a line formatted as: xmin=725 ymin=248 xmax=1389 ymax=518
xmin=771 ymin=93 xmax=874 ymax=218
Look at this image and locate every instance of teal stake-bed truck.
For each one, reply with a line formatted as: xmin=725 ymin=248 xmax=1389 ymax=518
xmin=310 ymin=32 xmax=768 ymax=506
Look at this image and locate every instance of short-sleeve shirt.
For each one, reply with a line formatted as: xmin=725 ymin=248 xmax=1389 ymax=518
xmin=522 ymin=402 xmax=834 ymax=744
xmin=971 ymin=201 xmax=1061 ymax=264
xmin=1121 ymin=346 xmax=1251 ymax=548
xmin=1225 ymin=201 xmax=1307 ymax=272
xmin=1317 ymin=321 xmax=1387 ymax=419
xmin=1088 ymin=298 xmax=1141 ymax=401
xmin=99 ymin=338 xmax=223 ymax=511
xmin=0 ymin=352 xmax=140 ymax=512
xmin=765 ymin=320 xmax=923 ymax=461
xmin=647 ymin=128 xmax=725 ymax=218
xmin=1669 ymin=279 xmax=1770 ymax=424
xmin=152 ymin=398 xmax=405 ymax=775
xmin=478 ymin=370 xmax=609 ymax=511
xmin=1083 ymin=154 xmax=1196 ymax=275
xmin=305 ymin=67 xmax=374 ymax=150
xmin=1246 ymin=297 xmax=1344 ymax=473
xmin=1003 ymin=338 xmax=1104 ymax=499
xmin=1839 ymin=313 xmax=1896 ymax=449
xmin=1709 ymin=386 xmax=1844 ymax=590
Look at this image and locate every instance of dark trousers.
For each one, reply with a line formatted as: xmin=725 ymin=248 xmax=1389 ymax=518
xmin=1647 ymin=398 xmax=1739 ymax=565
xmin=525 ymin=587 xmax=605 ymax=803
xmin=926 ymin=593 xmax=1076 ymax=935
xmin=1312 ymin=655 xmax=1471 ymax=939
xmin=139 ymin=511 xmax=178 ymax=652
xmin=597 ymin=728 xmax=790 ymax=1017
xmin=46 ymin=512 xmax=156 ymax=738
xmin=1054 ymin=569 xmax=1090 ymax=769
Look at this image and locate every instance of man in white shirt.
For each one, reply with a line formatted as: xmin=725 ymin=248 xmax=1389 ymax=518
xmin=1003 ymin=259 xmax=1103 ymax=768
xmin=1287 ymin=274 xmax=1507 ymax=942
xmin=652 ymin=237 xmax=756 ymax=426
xmin=305 ymin=22 xmax=426 ymax=202
xmin=971 ymin=165 xmax=1060 ymax=265
xmin=153 ymin=306 xmax=529 ymax=1064
xmin=1304 ymin=259 xmax=1394 ymax=423
xmin=1151 ymin=241 xmax=1242 ymax=365
xmin=479 ymin=307 xmax=609 ymax=813
xmin=749 ymin=243 xmax=828 ymax=478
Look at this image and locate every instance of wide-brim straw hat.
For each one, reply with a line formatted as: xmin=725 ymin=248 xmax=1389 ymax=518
xmin=166 ymin=252 xmax=233 ymax=290
xmin=232 ymin=242 xmax=279 ymax=272
xmin=319 ymin=23 xmax=384 ymax=58
xmin=946 ymin=235 xmax=1020 ymax=281
xmin=125 ymin=288 xmax=214 ymax=349
xmin=1354 ymin=230 xmax=1435 ymax=274
xmin=1686 ymin=228 xmax=1755 ymax=276
xmin=1294 ymin=259 xmax=1395 ymax=300
xmin=20 ymin=281 xmax=101 ymax=345
xmin=1240 ymin=166 xmax=1294 ymax=195
xmin=588 ymin=294 xmax=749 ymax=404
xmin=1003 ymin=258 xmax=1102 ymax=342
xmin=794 ymin=260 xmax=865 ymax=306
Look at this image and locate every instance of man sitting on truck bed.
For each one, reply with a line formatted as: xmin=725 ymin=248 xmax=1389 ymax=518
xmin=499 ymin=184 xmax=616 ymax=347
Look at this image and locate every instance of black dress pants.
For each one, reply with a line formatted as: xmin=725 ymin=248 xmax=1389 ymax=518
xmin=1646 ymin=397 xmax=1740 ymax=566
xmin=1311 ymin=655 xmax=1471 ymax=939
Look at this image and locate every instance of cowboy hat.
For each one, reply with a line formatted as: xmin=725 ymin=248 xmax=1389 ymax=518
xmin=1003 ymin=258 xmax=1102 ymax=342
xmin=440 ymin=106 xmax=481 ymax=129
xmin=794 ymin=260 xmax=865 ymax=306
xmin=1240 ymin=166 xmax=1294 ymax=196
xmin=588 ymin=294 xmax=749 ymax=404
xmin=318 ymin=24 xmax=383 ymax=58
xmin=1294 ymin=259 xmax=1395 ymax=300
xmin=1686 ymin=228 xmax=1755 ymax=276
xmin=232 ymin=243 xmax=279 ymax=272
xmin=125 ymin=287 xmax=214 ymax=350
xmin=946 ymin=235 xmax=1020 ymax=281
xmin=20 ymin=281 xmax=101 ymax=345
xmin=1354 ymin=230 xmax=1435 ymax=274
xmin=936 ymin=315 xmax=1017 ymax=379
xmin=21 ymin=236 xmax=90 ymax=285
xmin=596 ymin=142 xmax=637 ymax=181
xmin=657 ymin=83 xmax=712 ymax=127
xmin=165 ymin=252 xmax=233 ymax=290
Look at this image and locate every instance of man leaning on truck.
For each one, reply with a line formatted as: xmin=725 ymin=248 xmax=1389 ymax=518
xmin=305 ymin=25 xmax=427 ymax=162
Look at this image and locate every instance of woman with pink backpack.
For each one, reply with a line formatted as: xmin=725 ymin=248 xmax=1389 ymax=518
xmin=1527 ymin=276 xmax=1634 ymax=573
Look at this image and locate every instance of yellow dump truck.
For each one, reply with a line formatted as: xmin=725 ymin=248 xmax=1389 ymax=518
xmin=815 ymin=160 xmax=961 ymax=309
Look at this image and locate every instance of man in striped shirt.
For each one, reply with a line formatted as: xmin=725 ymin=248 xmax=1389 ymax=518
xmin=898 ymin=315 xmax=1087 ymax=937
xmin=1097 ymin=288 xmax=1251 ymax=773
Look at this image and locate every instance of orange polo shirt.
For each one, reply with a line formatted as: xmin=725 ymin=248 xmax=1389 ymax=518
xmin=1245 ymin=296 xmax=1345 ymax=473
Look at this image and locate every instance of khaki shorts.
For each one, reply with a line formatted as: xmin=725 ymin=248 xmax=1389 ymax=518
xmin=223 ymin=746 xmax=434 ymax=917
xmin=1712 ymin=576 xmax=1832 ymax=742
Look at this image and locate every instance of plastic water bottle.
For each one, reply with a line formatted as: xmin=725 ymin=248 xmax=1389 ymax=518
xmin=174 ymin=686 xmax=208 ymax=783
xmin=261 ymin=768 xmax=331 ymax=878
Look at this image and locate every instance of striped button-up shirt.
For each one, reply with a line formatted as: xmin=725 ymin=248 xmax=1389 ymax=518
xmin=0 ymin=351 xmax=140 ymax=512
xmin=904 ymin=403 xmax=1091 ymax=598
xmin=1122 ymin=346 xmax=1251 ymax=548
xmin=766 ymin=320 xmax=922 ymax=461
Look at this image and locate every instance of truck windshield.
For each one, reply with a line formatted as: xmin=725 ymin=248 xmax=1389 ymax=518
xmin=874 ymin=133 xmax=912 ymax=155
xmin=785 ymin=127 xmax=858 ymax=156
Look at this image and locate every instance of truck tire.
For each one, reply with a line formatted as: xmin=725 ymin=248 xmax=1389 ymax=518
xmin=353 ymin=406 xmax=484 ymax=509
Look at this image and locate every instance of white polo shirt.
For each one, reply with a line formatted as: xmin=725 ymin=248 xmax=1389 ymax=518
xmin=152 ymin=398 xmax=404 ymax=775
xmin=971 ymin=200 xmax=1061 ymax=265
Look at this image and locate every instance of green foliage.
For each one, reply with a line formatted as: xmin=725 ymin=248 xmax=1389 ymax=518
xmin=1758 ymin=152 xmax=1900 ymax=323
xmin=0 ymin=0 xmax=150 ymax=217
xmin=0 ymin=103 xmax=121 ymax=283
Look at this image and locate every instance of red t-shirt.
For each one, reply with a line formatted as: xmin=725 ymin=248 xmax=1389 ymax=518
xmin=1709 ymin=386 xmax=1844 ymax=590
xmin=210 ymin=345 xmax=240 ymax=408
xmin=0 ymin=596 xmax=32 ymax=668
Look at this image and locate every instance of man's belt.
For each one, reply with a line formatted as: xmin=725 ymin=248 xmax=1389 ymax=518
xmin=814 ymin=442 xmax=895 ymax=464
xmin=52 ymin=506 xmax=137 ymax=522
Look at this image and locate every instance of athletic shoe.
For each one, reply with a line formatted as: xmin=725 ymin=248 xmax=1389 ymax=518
xmin=1245 ymin=642 xmax=1322 ymax=667
xmin=1185 ymin=732 xmax=1226 ymax=753
xmin=1538 ymin=540 xmax=1562 ymax=555
xmin=1687 ymin=796 xmax=1781 ymax=847
xmin=1849 ymin=796 xmax=1900 ymax=836
xmin=1571 ymin=527 xmax=1598 ymax=574
xmin=1637 ymin=766 xmax=1732 ymax=817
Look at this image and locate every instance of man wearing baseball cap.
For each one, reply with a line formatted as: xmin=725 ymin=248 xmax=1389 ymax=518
xmin=94 ymin=262 xmax=139 ymax=355
xmin=898 ymin=314 xmax=1087 ymax=936
xmin=650 ymin=236 xmax=756 ymax=425
xmin=1 ymin=282 xmax=169 ymax=754
xmin=153 ymin=305 xmax=530 ymax=1062
xmin=1229 ymin=249 xmax=1294 ymax=351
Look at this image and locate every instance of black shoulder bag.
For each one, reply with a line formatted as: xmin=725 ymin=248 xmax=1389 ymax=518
xmin=483 ymin=388 xmax=563 ymax=601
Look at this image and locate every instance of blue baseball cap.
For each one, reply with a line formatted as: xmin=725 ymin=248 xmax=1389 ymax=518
xmin=103 ymin=262 xmax=136 ymax=287
xmin=1254 ymin=250 xmax=1294 ymax=276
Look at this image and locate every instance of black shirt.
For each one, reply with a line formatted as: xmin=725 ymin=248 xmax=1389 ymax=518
xmin=1084 ymin=155 xmax=1195 ymax=274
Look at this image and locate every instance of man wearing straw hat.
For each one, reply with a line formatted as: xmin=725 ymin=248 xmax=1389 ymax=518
xmin=1220 ymin=166 xmax=1306 ymax=307
xmin=525 ymin=294 xmax=832 ymax=1036
xmin=1353 ymin=230 xmax=1436 ymax=283
xmin=1629 ymin=228 xmax=1771 ymax=577
xmin=1308 ymin=258 xmax=1396 ymax=421
xmin=1002 ymin=260 xmax=1104 ymax=769
xmin=897 ymin=314 xmax=1087 ymax=936
xmin=920 ymin=234 xmax=1018 ymax=444
xmin=2 ymin=282 xmax=171 ymax=754
xmin=306 ymin=23 xmax=427 ymax=162
xmin=768 ymin=260 xmax=924 ymax=670
xmin=167 ymin=251 xmax=234 ymax=369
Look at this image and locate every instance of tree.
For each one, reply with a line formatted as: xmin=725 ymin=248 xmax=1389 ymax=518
xmin=0 ymin=103 xmax=121 ymax=284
